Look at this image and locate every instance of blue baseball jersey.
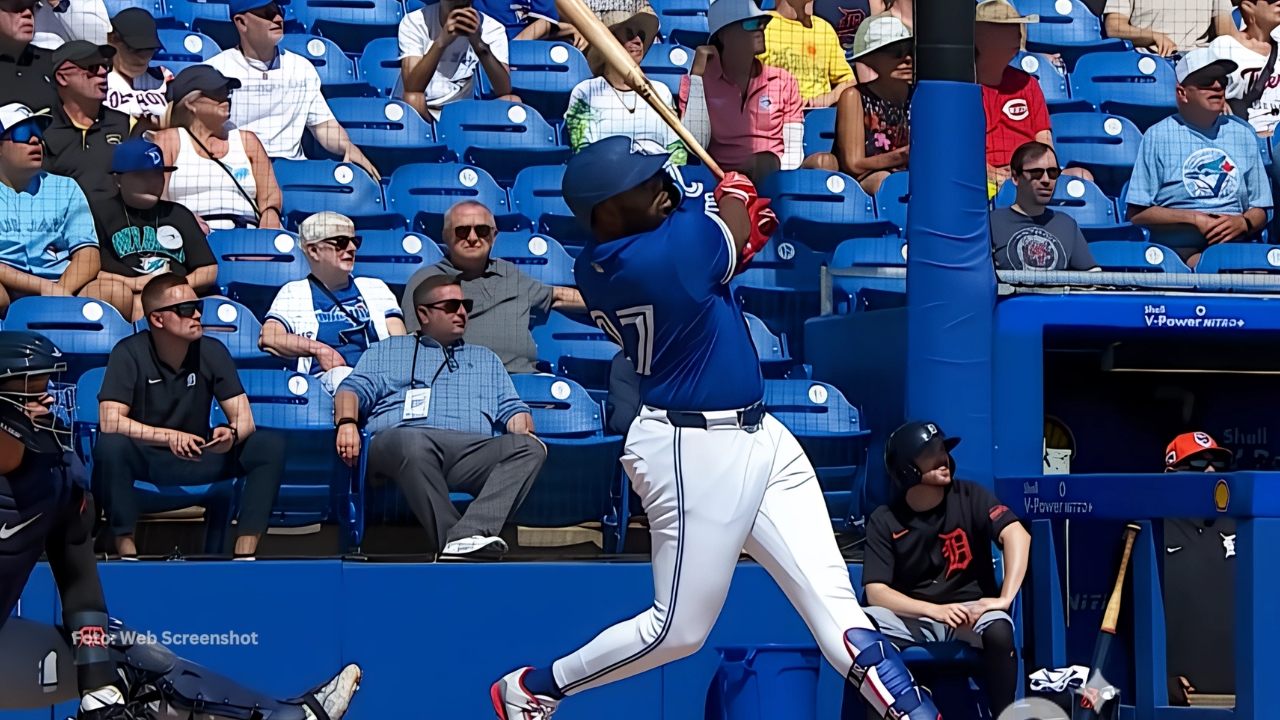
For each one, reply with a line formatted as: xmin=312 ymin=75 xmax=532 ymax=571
xmin=574 ymin=191 xmax=764 ymax=412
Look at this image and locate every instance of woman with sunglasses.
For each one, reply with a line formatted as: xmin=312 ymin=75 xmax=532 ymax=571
xmin=151 ymin=65 xmax=283 ymax=231
xmin=261 ymin=212 xmax=406 ymax=394
xmin=564 ymin=8 xmax=688 ymax=164
xmin=834 ymin=12 xmax=912 ymax=194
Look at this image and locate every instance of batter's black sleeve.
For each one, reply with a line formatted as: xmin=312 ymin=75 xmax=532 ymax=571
xmin=966 ymin=482 xmax=1019 ymax=545
xmin=206 ymin=342 xmax=245 ymax=402
xmin=861 ymin=506 xmax=897 ymax=589
xmin=98 ymin=343 xmax=139 ymax=407
xmin=606 ymin=351 xmax=641 ymax=437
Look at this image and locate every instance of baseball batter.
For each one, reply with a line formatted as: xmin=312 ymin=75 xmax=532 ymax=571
xmin=490 ymin=136 xmax=941 ymax=720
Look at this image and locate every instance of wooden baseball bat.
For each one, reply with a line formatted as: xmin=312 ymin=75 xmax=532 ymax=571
xmin=1077 ymin=522 xmax=1142 ymax=717
xmin=555 ymin=0 xmax=724 ymax=178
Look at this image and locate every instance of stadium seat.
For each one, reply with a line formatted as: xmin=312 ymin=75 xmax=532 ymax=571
xmin=1012 ymin=0 xmax=1129 ymax=69
xmin=353 ymin=229 xmax=444 ymax=297
xmin=640 ymin=41 xmax=694 ymax=96
xmin=386 ymin=162 xmax=519 ymax=240
xmin=730 ymin=238 xmax=827 ymax=361
xmin=874 ymin=170 xmax=909 ymax=233
xmin=314 ymin=98 xmax=447 ymax=173
xmin=993 ymin=176 xmax=1146 ymax=242
xmin=274 ymin=158 xmax=400 ymax=230
xmin=209 ymin=228 xmax=308 ymax=315
xmin=509 ymin=374 xmax=626 ymax=552
xmin=744 ymin=312 xmax=793 ymax=379
xmin=830 ymin=236 xmax=907 ymax=313
xmin=532 ymin=311 xmax=619 ymax=392
xmin=492 ymin=230 xmax=576 ymax=287
xmin=651 ymin=0 xmax=709 ymax=47
xmin=436 ymin=100 xmax=570 ymax=187
xmin=5 ymin=297 xmax=133 ymax=381
xmin=355 ymin=36 xmax=402 ymax=97
xmin=802 ymin=107 xmax=837 ymax=157
xmin=1048 ymin=112 xmax=1143 ymax=196
xmin=762 ymin=379 xmax=870 ymax=531
xmin=290 ymin=0 xmax=405 ymax=55
xmin=155 ymin=28 xmax=221 ymax=65
xmin=138 ymin=296 xmax=283 ymax=369
xmin=1087 ymin=241 xmax=1190 ymax=273
xmin=510 ymin=164 xmax=592 ymax=247
xmin=762 ymin=170 xmax=898 ymax=251
xmin=502 ymin=41 xmax=591 ymax=122
xmin=1195 ymin=243 xmax=1280 ymax=275
xmin=279 ymin=34 xmax=370 ymax=98
xmin=1071 ymin=51 xmax=1177 ymax=131
xmin=1012 ymin=51 xmax=1093 ymax=113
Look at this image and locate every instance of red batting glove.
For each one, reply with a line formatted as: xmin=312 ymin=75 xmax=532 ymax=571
xmin=714 ymin=171 xmax=757 ymax=209
xmin=737 ymin=197 xmax=778 ymax=272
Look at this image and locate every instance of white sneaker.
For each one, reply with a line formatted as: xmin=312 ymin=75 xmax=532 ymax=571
xmin=491 ymin=667 xmax=559 ymax=719
xmin=306 ymin=663 xmax=361 ymax=720
xmin=441 ymin=535 xmax=509 ymax=556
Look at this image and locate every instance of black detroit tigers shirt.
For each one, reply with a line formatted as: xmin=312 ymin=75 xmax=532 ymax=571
xmin=863 ymin=480 xmax=1020 ymax=603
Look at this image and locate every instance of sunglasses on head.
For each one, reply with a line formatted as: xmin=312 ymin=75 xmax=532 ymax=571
xmin=1020 ymin=166 xmax=1062 ymax=180
xmin=1 ymin=123 xmax=43 ymax=144
xmin=155 ymin=300 xmax=203 ymax=318
xmin=739 ymin=17 xmax=768 ymax=31
xmin=452 ymin=224 xmax=493 ymax=241
xmin=319 ymin=235 xmax=362 ymax=251
xmin=423 ymin=298 xmax=474 ymax=314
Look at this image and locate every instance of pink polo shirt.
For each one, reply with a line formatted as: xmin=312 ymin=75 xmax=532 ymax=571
xmin=678 ymin=56 xmax=803 ymax=170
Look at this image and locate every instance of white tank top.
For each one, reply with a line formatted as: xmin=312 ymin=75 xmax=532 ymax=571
xmin=164 ymin=128 xmax=259 ymax=230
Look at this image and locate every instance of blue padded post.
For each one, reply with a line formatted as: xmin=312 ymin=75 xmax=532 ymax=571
xmin=1030 ymin=519 xmax=1066 ymax=671
xmin=1131 ymin=520 xmax=1164 ymax=720
xmin=1237 ymin=516 xmax=1280 ymax=719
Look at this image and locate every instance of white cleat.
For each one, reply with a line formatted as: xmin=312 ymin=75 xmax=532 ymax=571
xmin=306 ymin=663 xmax=361 ymax=720
xmin=491 ymin=667 xmax=559 ymax=719
xmin=442 ymin=535 xmax=509 ymax=557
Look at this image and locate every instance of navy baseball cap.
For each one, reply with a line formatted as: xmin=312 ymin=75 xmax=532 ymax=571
xmin=561 ymin=136 xmax=671 ymax=224
xmin=167 ymin=65 xmax=241 ymax=102
xmin=228 ymin=0 xmax=281 ymax=16
xmin=111 ymin=138 xmax=177 ymax=173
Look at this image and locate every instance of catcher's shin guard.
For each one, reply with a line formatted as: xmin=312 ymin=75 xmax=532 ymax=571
xmin=844 ymin=628 xmax=941 ymax=720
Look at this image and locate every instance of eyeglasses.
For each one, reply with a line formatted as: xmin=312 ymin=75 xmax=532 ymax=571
xmin=319 ymin=235 xmax=362 ymax=251
xmin=72 ymin=61 xmax=112 ymax=75
xmin=1171 ymin=457 xmax=1218 ymax=472
xmin=155 ymin=300 xmax=203 ymax=318
xmin=244 ymin=3 xmax=282 ymax=20
xmin=1184 ymin=75 xmax=1225 ymax=90
xmin=200 ymin=88 xmax=232 ymax=103
xmin=0 ymin=0 xmax=40 ymax=13
xmin=1020 ymin=167 xmax=1062 ymax=180
xmin=452 ymin=224 xmax=493 ymax=241
xmin=739 ymin=17 xmax=768 ymax=31
xmin=881 ymin=41 xmax=913 ymax=59
xmin=1 ymin=123 xmax=43 ymax=144
xmin=422 ymin=298 xmax=474 ymax=314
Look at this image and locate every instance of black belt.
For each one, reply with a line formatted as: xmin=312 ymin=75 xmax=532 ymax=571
xmin=665 ymin=402 xmax=765 ymax=431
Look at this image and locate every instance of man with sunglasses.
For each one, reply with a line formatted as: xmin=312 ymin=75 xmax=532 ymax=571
xmin=43 ymin=39 xmax=141 ymax=206
xmin=206 ymin=0 xmax=380 ymax=181
xmin=401 ymin=200 xmax=585 ymax=374
xmin=1127 ymin=48 xmax=1273 ymax=267
xmin=990 ymin=141 xmax=1098 ymax=271
xmin=262 ymin=211 xmax=406 ymax=394
xmin=94 ymin=273 xmax=285 ymax=559
xmin=335 ymin=274 xmax=545 ymax=557
xmin=0 ymin=0 xmax=59 ymax=112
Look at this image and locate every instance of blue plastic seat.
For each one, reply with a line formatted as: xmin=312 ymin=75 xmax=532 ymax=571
xmin=492 ymin=230 xmax=575 ymax=287
xmin=1048 ymin=112 xmax=1143 ymax=196
xmin=291 ymin=0 xmax=404 ymax=54
xmin=155 ymin=28 xmax=221 ymax=64
xmin=729 ymin=239 xmax=827 ymax=361
xmin=135 ymin=296 xmax=283 ymax=368
xmin=353 ymin=229 xmax=444 ymax=296
xmin=874 ymin=170 xmax=909 ymax=233
xmin=1011 ymin=51 xmax=1092 ymax=113
xmin=355 ymin=36 xmax=402 ymax=97
xmin=1071 ymin=51 xmax=1177 ymax=131
xmin=510 ymin=164 xmax=591 ymax=247
xmin=744 ymin=312 xmax=793 ymax=379
xmin=651 ymin=0 xmax=709 ymax=47
xmin=5 ymin=298 xmax=133 ymax=382
xmin=279 ymin=34 xmax=370 ymax=98
xmin=830 ymin=236 xmax=907 ymax=313
xmin=503 ymin=41 xmax=591 ymax=121
xmin=315 ymin=97 xmax=447 ymax=173
xmin=274 ymin=158 xmax=399 ymax=230
xmin=532 ymin=311 xmax=619 ymax=392
xmin=1012 ymin=0 xmax=1129 ymax=69
xmin=993 ymin=176 xmax=1145 ymax=241
xmin=762 ymin=170 xmax=898 ymax=251
xmin=386 ymin=162 xmax=518 ymax=240
xmin=209 ymin=228 xmax=308 ymax=316
xmin=802 ymin=107 xmax=837 ymax=156
xmin=762 ymin=379 xmax=870 ymax=530
xmin=640 ymin=41 xmax=694 ymax=96
xmin=509 ymin=374 xmax=626 ymax=551
xmin=436 ymin=100 xmax=570 ymax=187
xmin=1088 ymin=241 xmax=1190 ymax=273
xmin=1195 ymin=243 xmax=1280 ymax=274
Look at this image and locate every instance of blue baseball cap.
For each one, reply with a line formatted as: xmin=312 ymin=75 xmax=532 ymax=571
xmin=561 ymin=136 xmax=671 ymax=225
xmin=111 ymin=139 xmax=177 ymax=173
xmin=228 ymin=0 xmax=282 ymax=17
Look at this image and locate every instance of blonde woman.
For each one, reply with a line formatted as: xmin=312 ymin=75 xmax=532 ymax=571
xmin=151 ymin=65 xmax=282 ymax=231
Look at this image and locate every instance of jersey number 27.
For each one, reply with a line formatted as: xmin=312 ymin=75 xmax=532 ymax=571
xmin=591 ymin=306 xmax=655 ymax=376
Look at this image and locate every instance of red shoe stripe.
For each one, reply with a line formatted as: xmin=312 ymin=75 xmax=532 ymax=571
xmin=490 ymin=682 xmax=509 ymax=720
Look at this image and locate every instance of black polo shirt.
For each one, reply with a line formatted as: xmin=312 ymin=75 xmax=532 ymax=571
xmin=44 ymin=103 xmax=137 ymax=206
xmin=0 ymin=44 xmax=56 ymax=112
xmin=98 ymin=331 xmax=244 ymax=438
xmin=863 ymin=480 xmax=1020 ymax=603
xmin=1163 ymin=517 xmax=1236 ymax=695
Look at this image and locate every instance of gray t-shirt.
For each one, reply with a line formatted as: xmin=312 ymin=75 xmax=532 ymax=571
xmin=400 ymin=257 xmax=554 ymax=374
xmin=990 ymin=207 xmax=1098 ymax=271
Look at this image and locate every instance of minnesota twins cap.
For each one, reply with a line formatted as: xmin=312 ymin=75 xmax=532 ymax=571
xmin=111 ymin=138 xmax=177 ymax=173
xmin=562 ymin=136 xmax=671 ymax=224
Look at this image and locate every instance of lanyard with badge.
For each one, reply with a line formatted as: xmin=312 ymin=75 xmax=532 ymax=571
xmin=403 ymin=334 xmax=455 ymax=420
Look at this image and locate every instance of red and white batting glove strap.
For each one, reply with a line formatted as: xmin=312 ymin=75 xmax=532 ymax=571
xmin=737 ymin=198 xmax=779 ymax=273
xmin=714 ymin=171 xmax=757 ymax=208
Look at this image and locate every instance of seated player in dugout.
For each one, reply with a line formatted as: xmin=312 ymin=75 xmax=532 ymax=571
xmin=859 ymin=421 xmax=1031 ymax=717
